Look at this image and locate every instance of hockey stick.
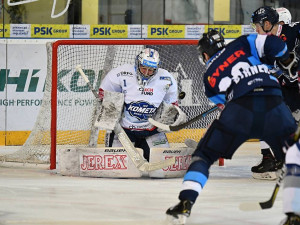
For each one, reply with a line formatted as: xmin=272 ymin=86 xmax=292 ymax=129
xmin=239 ymin=166 xmax=286 ymax=211
xmin=148 ymin=106 xmax=219 ymax=132
xmin=76 ymin=65 xmax=176 ymax=172
xmin=239 ymin=121 xmax=300 ymax=211
xmin=114 ymin=123 xmax=176 ymax=172
xmin=75 ymin=65 xmax=99 ymax=100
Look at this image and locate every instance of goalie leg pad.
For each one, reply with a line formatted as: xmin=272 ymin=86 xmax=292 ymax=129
xmin=148 ymin=146 xmax=194 ymax=178
xmin=146 ymin=132 xmax=170 ymax=148
xmin=59 ymin=147 xmax=143 ymax=178
xmin=94 ymin=90 xmax=124 ymax=130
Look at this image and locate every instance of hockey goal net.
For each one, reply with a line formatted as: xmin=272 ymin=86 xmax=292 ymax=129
xmin=1 ymin=40 xmax=220 ymax=169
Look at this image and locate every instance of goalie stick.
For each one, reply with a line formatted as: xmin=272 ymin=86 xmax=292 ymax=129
xmin=75 ymin=65 xmax=176 ymax=172
xmin=239 ymin=166 xmax=286 ymax=211
xmin=148 ymin=106 xmax=219 ymax=132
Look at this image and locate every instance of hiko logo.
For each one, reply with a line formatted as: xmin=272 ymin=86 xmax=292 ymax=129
xmin=126 ymin=101 xmax=156 ymax=120
xmin=0 ymin=68 xmax=102 ymax=93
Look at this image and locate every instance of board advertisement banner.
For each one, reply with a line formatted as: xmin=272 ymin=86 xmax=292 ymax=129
xmin=0 ymin=42 xmax=47 ymax=131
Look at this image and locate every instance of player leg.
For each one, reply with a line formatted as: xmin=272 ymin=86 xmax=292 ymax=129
xmin=261 ymin=98 xmax=299 ymax=224
xmin=166 ymin=94 xmax=296 ymax=224
xmin=280 ymin=110 xmax=300 ymax=225
xmin=166 ymin=105 xmax=249 ymax=224
xmin=252 ymin=86 xmax=300 ymax=180
xmin=251 ymin=140 xmax=279 ymax=180
xmin=279 ymin=71 xmax=300 ymax=225
xmin=280 ymin=140 xmax=300 ymax=225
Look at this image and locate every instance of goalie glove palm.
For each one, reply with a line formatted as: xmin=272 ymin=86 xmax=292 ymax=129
xmin=152 ymin=103 xmax=186 ymax=132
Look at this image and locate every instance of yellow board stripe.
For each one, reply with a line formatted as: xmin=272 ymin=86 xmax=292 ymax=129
xmin=0 ymin=130 xmax=258 ymax=146
xmin=0 ymin=130 xmax=205 ymax=146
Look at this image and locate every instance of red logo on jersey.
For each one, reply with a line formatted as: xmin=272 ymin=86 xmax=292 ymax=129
xmin=280 ymin=34 xmax=287 ymax=42
xmin=208 ymin=76 xmax=216 ymax=87
xmin=208 ymin=49 xmax=246 ymax=88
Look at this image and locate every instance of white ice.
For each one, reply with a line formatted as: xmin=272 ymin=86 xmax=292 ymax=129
xmin=0 ymin=142 xmax=286 ymax=225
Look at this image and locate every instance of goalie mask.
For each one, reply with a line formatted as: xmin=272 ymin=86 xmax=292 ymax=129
xmin=135 ymin=48 xmax=160 ymax=85
xmin=251 ymin=6 xmax=279 ymax=33
xmin=276 ymin=7 xmax=292 ymax=24
xmin=197 ymin=30 xmax=226 ymax=65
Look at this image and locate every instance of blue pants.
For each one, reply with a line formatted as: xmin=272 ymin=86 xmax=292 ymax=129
xmin=180 ymin=93 xmax=297 ymax=202
xmin=193 ymin=95 xmax=297 ymax=165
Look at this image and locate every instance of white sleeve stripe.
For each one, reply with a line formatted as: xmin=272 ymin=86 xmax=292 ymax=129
xmin=181 ymin=180 xmax=203 ymax=194
xmin=255 ymin=34 xmax=267 ymax=58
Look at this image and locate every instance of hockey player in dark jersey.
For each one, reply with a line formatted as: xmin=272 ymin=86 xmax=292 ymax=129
xmin=276 ymin=7 xmax=292 ymax=25
xmin=250 ymin=6 xmax=300 ymax=180
xmin=165 ymin=30 xmax=300 ymax=225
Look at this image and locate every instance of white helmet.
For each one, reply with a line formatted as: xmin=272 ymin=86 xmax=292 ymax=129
xmin=276 ymin=7 xmax=292 ymax=24
xmin=135 ymin=48 xmax=160 ymax=83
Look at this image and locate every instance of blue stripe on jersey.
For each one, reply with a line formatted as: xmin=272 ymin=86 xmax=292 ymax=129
xmin=208 ymin=94 xmax=226 ymax=105
xmin=247 ymin=34 xmax=260 ymax=66
xmin=248 ymin=56 xmax=261 ymax=65
xmin=275 ymin=45 xmax=288 ymax=57
xmin=183 ymin=171 xmax=208 ymax=187
xmin=269 ymin=75 xmax=279 ymax=82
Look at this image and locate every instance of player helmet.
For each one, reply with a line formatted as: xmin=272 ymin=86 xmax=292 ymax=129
xmin=197 ymin=30 xmax=226 ymax=64
xmin=135 ymin=48 xmax=160 ymax=82
xmin=276 ymin=7 xmax=292 ymax=24
xmin=251 ymin=6 xmax=279 ymax=32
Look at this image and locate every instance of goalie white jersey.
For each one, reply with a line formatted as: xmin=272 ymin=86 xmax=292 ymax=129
xmin=100 ymin=64 xmax=178 ymax=131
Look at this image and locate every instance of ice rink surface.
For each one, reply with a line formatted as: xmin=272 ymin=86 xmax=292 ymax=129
xmin=0 ymin=142 xmax=286 ymax=225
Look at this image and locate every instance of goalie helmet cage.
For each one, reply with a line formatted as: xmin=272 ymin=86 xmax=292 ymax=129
xmin=3 ymin=39 xmax=221 ymax=169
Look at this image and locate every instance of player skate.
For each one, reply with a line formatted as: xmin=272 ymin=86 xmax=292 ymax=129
xmin=166 ymin=200 xmax=193 ymax=225
xmin=251 ymin=151 xmax=283 ymax=180
xmin=280 ymin=213 xmax=300 ymax=225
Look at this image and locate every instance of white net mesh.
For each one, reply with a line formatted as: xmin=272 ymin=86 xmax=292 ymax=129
xmin=1 ymin=41 xmax=219 ymax=166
